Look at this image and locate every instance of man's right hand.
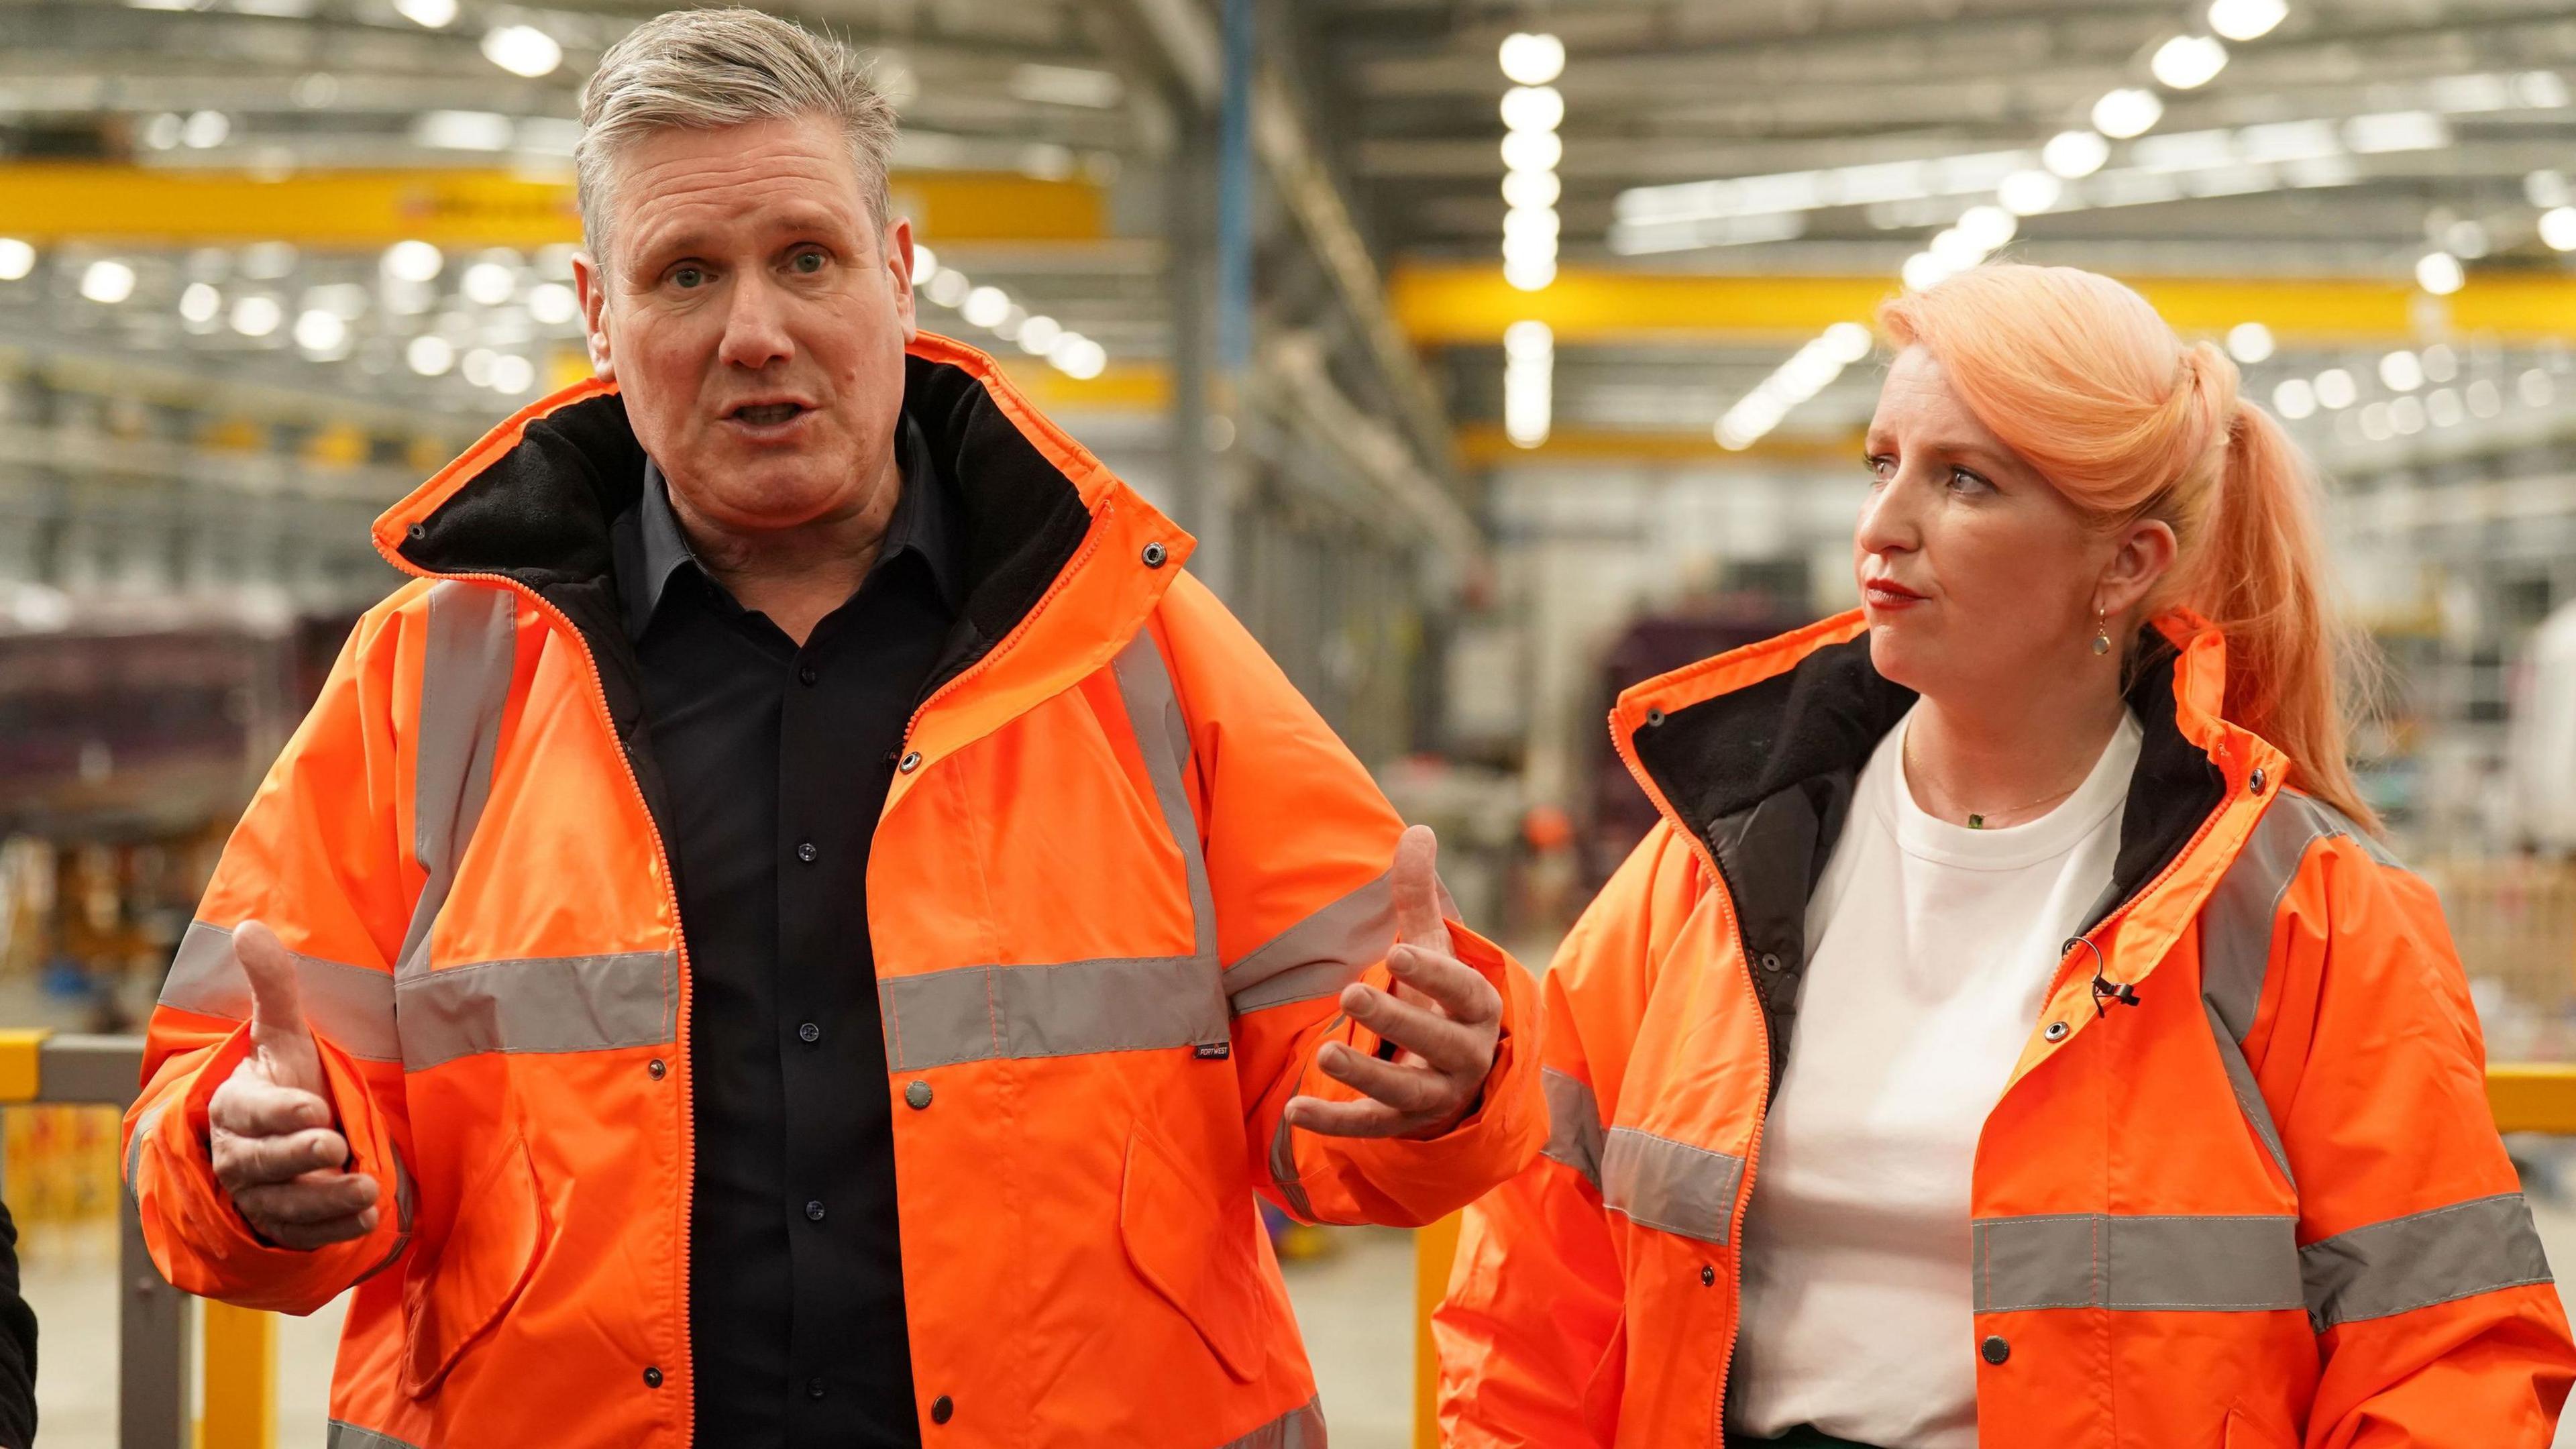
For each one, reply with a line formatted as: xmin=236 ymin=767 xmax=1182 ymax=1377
xmin=204 ymin=920 xmax=380 ymax=1250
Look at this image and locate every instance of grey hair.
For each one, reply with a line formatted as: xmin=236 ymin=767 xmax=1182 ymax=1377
xmin=574 ymin=7 xmax=898 ymax=266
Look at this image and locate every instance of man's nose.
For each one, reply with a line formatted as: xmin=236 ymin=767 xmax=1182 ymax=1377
xmin=715 ymin=273 xmax=794 ymax=372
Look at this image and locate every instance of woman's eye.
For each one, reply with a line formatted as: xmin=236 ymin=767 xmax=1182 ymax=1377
xmin=1949 ymin=467 xmax=1994 ymax=494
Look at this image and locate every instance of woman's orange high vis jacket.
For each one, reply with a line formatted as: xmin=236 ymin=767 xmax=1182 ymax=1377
xmin=119 ymin=333 xmax=1544 ymax=1449
xmin=1437 ymin=609 xmax=2576 ymax=1448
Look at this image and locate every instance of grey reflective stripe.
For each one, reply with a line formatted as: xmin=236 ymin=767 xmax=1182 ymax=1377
xmin=1600 ymin=1128 xmax=1744 ymax=1245
xmin=2302 ymin=1192 xmax=2553 ymax=1331
xmin=157 ymin=921 xmax=400 ymax=1063
xmin=1112 ymin=629 xmax=1216 ymax=961
xmin=1269 ymin=1107 xmax=1318 ymax=1222
xmin=2198 ymin=792 xmax=2401 ymax=1187
xmin=1224 ymin=869 xmax=1394 ymax=1014
xmin=327 ymin=1422 xmax=425 ymax=1449
xmin=123 ymin=1101 xmax=163 ymax=1208
xmin=397 ymin=580 xmax=517 ymax=981
xmin=1541 ymin=1068 xmax=1605 ymax=1192
xmin=881 ymin=955 xmax=1228 ymax=1072
xmin=1972 ymin=1212 xmax=2302 ymax=1312
xmin=1219 ymin=1395 xmax=1327 ymax=1448
xmin=396 ymin=949 xmax=678 ymax=1072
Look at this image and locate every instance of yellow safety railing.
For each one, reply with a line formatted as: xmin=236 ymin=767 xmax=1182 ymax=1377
xmin=0 ymin=1028 xmax=273 ymax=1449
xmin=1407 ymin=1063 xmax=2576 ymax=1447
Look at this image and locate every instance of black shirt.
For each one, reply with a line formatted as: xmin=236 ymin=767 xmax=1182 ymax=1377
xmin=611 ymin=419 xmax=955 ymax=1448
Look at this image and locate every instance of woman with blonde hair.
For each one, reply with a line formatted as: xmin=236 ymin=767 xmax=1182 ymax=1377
xmin=1436 ymin=264 xmax=2576 ymax=1448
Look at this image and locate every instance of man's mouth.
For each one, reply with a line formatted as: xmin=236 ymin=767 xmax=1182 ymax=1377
xmin=730 ymin=402 xmax=805 ymax=426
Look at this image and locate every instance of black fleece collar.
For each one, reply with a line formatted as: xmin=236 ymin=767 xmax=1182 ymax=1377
xmin=1628 ymin=629 xmax=2226 ymax=1097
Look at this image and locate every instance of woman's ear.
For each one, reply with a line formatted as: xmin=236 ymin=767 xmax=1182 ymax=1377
xmin=2098 ymin=517 xmax=2178 ymax=621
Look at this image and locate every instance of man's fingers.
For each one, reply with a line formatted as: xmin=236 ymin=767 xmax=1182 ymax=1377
xmin=213 ymin=1126 xmax=350 ymax=1191
xmin=1338 ymin=979 xmax=1482 ymax=1077
xmin=1388 ymin=824 xmax=1453 ymax=954
xmin=1382 ymin=945 xmax=1503 ymax=1030
xmin=1314 ymin=1041 xmax=1451 ymax=1114
xmin=252 ymin=1205 xmax=382 ymax=1251
xmin=1280 ymin=1093 xmax=1413 ymax=1140
xmin=234 ymin=1171 xmax=380 ymax=1226
xmin=235 ymin=920 xmax=326 ymax=1097
xmin=207 ymin=1075 xmax=333 ymax=1139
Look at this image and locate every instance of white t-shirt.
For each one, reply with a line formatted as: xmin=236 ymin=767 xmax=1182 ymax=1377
xmin=1727 ymin=703 xmax=2143 ymax=1448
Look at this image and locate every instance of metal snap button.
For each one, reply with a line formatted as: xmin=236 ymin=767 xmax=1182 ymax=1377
xmin=1141 ymin=542 xmax=1168 ymax=568
xmin=1699 ymin=1265 xmax=1715 ymax=1287
xmin=647 ymin=1058 xmax=666 ymax=1079
xmin=643 ymin=1366 xmax=664 ymax=1388
xmin=899 ymin=751 xmax=922 ymax=773
xmin=906 ymin=1081 xmax=932 ymax=1110
xmin=1981 ymin=1335 xmax=2010 ymax=1365
xmin=930 ymin=1395 xmax=955 ymax=1425
xmin=1644 ymin=708 xmax=1666 ymax=727
xmin=2248 ymin=767 xmax=2267 ymax=796
xmin=1759 ymin=953 xmax=1783 ymax=973
xmin=2044 ymin=1022 xmax=2070 ymax=1042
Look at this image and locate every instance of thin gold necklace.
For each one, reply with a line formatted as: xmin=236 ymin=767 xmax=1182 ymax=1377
xmin=1903 ymin=734 xmax=2089 ymax=829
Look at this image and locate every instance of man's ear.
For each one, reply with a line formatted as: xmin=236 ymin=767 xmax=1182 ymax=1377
xmin=887 ymin=217 xmax=917 ymax=343
xmin=573 ymin=250 xmax=614 ymax=380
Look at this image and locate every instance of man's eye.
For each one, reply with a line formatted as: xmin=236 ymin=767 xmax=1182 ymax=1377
xmin=792 ymin=251 xmax=825 ymax=273
xmin=671 ymin=266 xmax=707 ymax=288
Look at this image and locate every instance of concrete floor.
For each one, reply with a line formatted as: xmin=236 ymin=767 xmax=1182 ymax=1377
xmin=17 ymin=1181 xmax=2576 ymax=1446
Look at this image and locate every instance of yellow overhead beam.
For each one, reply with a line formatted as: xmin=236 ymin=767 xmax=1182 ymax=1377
xmin=1393 ymin=263 xmax=2576 ymax=347
xmin=1457 ymin=422 xmax=1858 ymax=467
xmin=0 ymin=164 xmax=1104 ymax=248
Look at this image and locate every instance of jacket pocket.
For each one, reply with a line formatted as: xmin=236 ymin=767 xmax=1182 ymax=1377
xmin=2223 ymin=1404 xmax=2298 ymax=1449
xmin=399 ymin=1133 xmax=549 ymax=1399
xmin=1118 ymin=1117 xmax=1266 ymax=1383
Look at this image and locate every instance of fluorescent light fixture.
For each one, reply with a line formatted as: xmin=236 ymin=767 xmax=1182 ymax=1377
xmin=462 ymin=348 xmax=496 ymax=386
xmin=526 ymin=281 xmax=577 ymax=325
xmin=1048 ymin=333 xmax=1106 ymax=379
xmin=2314 ymin=368 xmax=2357 ymax=409
xmin=231 ymin=294 xmax=282 ymax=337
xmin=293 ymin=308 xmax=347 ymax=352
xmin=179 ymin=282 xmax=221 ymax=323
xmin=395 ymin=0 xmax=455 ymax=26
xmin=1821 ymin=321 xmax=1875 ymax=364
xmin=80 ymin=260 xmax=136 ymax=304
xmin=382 ymin=240 xmax=443 ymax=282
xmin=1498 ymin=32 xmax=1565 ymax=87
xmin=1998 ymin=169 xmax=2063 ymax=215
xmin=2380 ymin=350 xmax=2425 ymax=391
xmin=462 ymin=262 xmax=517 ymax=306
xmin=1955 ymin=204 xmax=2017 ymax=250
xmin=2343 ymin=111 xmax=2445 ymax=154
xmin=413 ymin=111 xmax=515 ymax=151
xmin=2208 ymin=0 xmax=2287 ymax=41
xmin=1502 ymin=170 xmax=1561 ymax=209
xmin=910 ymin=244 xmax=938 ymax=284
xmin=1503 ymin=255 xmax=1556 ymax=292
xmin=1500 ymin=129 xmax=1563 ymax=173
xmin=961 ymin=285 xmax=1011 ymax=329
xmin=1016 ymin=315 xmax=1062 ymax=354
xmin=2467 ymin=378 xmax=2502 ymax=417
xmin=2043 ymin=129 xmax=2112 ymax=178
xmin=2151 ymin=35 xmax=2229 ymax=91
xmin=2272 ymin=377 xmax=2316 ymax=419
xmin=2388 ymin=394 xmax=2425 ymax=434
xmin=2092 ymin=88 xmax=2165 ymax=140
xmin=2521 ymin=369 xmax=2555 ymax=407
xmin=926 ymin=270 xmax=969 ymax=309
xmin=2426 ymin=387 xmax=2464 ymax=427
xmin=2542 ymin=207 xmax=2576 ymax=252
xmin=1499 ymin=85 xmax=1564 ymax=134
xmin=2422 ymin=343 xmax=2458 ymax=383
xmin=1503 ymin=320 xmax=1552 ymax=449
xmin=2226 ymin=321 xmax=2275 ymax=364
xmin=490 ymin=354 xmax=535 ymax=393
xmin=2414 ymin=252 xmax=2464 ymax=297
xmin=1901 ymin=251 xmax=1951 ymax=292
xmin=180 ymin=111 xmax=231 ymax=149
xmin=482 ymin=25 xmax=562 ymax=80
xmin=0 ymin=239 xmax=36 ymax=282
xmin=407 ymin=334 xmax=455 ymax=375
xmin=1503 ymin=206 xmax=1560 ymax=243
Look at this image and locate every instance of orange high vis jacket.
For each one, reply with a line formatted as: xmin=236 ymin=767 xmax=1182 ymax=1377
xmin=1438 ymin=610 xmax=2576 ymax=1448
xmin=121 ymin=334 xmax=1544 ymax=1449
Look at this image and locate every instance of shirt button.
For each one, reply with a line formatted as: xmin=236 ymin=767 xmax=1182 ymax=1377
xmin=643 ymin=1366 xmax=664 ymax=1388
xmin=798 ymin=1021 xmax=821 ymax=1044
xmin=806 ymin=1377 xmax=826 ymax=1399
xmin=1699 ymin=1265 xmax=1715 ymax=1286
xmin=930 ymin=1395 xmax=955 ymax=1425
xmin=798 ymin=663 xmax=818 ymax=686
xmin=1981 ymin=1335 xmax=2011 ymax=1365
xmin=805 ymin=1199 xmax=826 ymax=1222
xmin=796 ymin=841 xmax=818 ymax=864
xmin=647 ymin=1058 xmax=666 ymax=1079
xmin=906 ymin=1081 xmax=932 ymax=1110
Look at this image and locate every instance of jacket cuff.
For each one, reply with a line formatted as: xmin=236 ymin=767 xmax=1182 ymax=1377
xmin=140 ymin=1022 xmax=408 ymax=1311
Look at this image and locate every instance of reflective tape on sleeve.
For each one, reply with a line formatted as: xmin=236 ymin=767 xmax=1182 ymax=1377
xmin=158 ymin=921 xmax=400 ymax=1063
xmin=2302 ymin=1193 xmax=2553 ymax=1331
xmin=1600 ymin=1127 xmax=1744 ymax=1245
xmin=1973 ymin=1212 xmax=2303 ymax=1313
xmin=1541 ymin=1067 xmax=1606 ymax=1193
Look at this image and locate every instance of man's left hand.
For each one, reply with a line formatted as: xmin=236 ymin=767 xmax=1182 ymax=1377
xmin=1283 ymin=824 xmax=1502 ymax=1140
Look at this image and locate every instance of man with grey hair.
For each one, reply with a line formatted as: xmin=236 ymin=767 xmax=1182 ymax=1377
xmin=122 ymin=9 xmax=1544 ymax=1447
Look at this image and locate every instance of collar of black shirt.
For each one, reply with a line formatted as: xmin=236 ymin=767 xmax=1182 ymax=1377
xmin=612 ymin=412 xmax=958 ymax=641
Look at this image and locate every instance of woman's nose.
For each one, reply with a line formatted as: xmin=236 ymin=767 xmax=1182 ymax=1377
xmin=1856 ymin=473 xmax=1923 ymax=555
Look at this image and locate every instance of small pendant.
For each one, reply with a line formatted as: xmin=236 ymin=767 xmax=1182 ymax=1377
xmin=1968 ymin=813 xmax=1986 ymax=829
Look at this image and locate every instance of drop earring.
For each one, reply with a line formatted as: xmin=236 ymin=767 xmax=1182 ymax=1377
xmin=2092 ymin=605 xmax=2112 ymax=657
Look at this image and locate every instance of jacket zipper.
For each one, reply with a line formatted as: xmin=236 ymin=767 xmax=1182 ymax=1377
xmin=371 ymin=556 xmax=700 ymax=1446
xmin=892 ymin=501 xmax=1116 ymax=760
